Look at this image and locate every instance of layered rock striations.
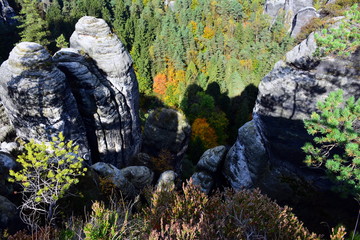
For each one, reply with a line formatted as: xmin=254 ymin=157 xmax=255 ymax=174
xmin=68 ymin=16 xmax=141 ymax=167
xmin=0 ymin=42 xmax=89 ymax=157
xmin=0 ymin=16 xmax=141 ymax=168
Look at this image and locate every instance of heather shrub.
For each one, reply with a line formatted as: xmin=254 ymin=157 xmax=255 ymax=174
xmin=142 ymin=180 xmax=320 ymax=239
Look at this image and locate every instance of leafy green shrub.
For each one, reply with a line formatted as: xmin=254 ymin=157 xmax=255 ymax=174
xmin=315 ymin=4 xmax=360 ymax=57
xmin=8 ymin=133 xmax=87 ymax=229
xmin=302 ymin=90 xmax=359 ymax=198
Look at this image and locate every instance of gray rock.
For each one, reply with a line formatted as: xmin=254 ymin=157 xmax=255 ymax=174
xmin=0 ymin=141 xmax=18 ymax=154
xmin=0 ymin=195 xmax=19 ymax=233
xmin=121 ymin=166 xmax=154 ymax=190
xmin=54 ymin=47 xmax=139 ymax=168
xmin=0 ymin=42 xmax=89 ymax=159
xmin=191 ymin=171 xmax=214 ymax=194
xmin=0 ymin=101 xmax=14 ymax=142
xmin=70 ymin=16 xmax=141 ymax=166
xmin=91 ymin=162 xmax=136 ymax=198
xmin=196 ymin=146 xmax=226 ymax=173
xmin=290 ymin=8 xmax=319 ymax=37
xmin=156 ymin=170 xmax=177 ymax=191
xmin=0 ymin=0 xmax=16 ymax=25
xmin=286 ymin=32 xmax=318 ymax=69
xmin=222 ymin=121 xmax=268 ymax=190
xmin=253 ymin=52 xmax=359 ymax=165
xmin=143 ymin=108 xmax=191 ymax=173
xmin=264 ymin=0 xmax=286 ymax=19
xmin=0 ymin=152 xmax=15 ymax=196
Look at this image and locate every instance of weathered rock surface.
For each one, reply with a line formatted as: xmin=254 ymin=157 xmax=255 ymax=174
xmin=264 ymin=0 xmax=317 ymax=37
xmin=290 ymin=8 xmax=319 ymax=37
xmin=121 ymin=166 xmax=154 ymax=190
xmin=223 ymin=31 xmax=359 ymax=231
xmin=0 ymin=195 xmax=19 ymax=233
xmin=0 ymin=42 xmax=89 ymax=158
xmin=143 ymin=108 xmax=191 ymax=173
xmin=0 ymin=0 xmax=16 ymax=25
xmin=91 ymin=162 xmax=137 ymax=198
xmin=0 ymin=101 xmax=14 ymax=142
xmin=156 ymin=170 xmax=177 ymax=191
xmin=69 ymin=16 xmax=141 ymax=166
xmin=191 ymin=171 xmax=214 ymax=194
xmin=54 ymin=47 xmax=139 ymax=167
xmin=196 ymin=146 xmax=226 ymax=173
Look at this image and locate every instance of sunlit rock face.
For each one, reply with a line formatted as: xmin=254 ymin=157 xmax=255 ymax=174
xmin=69 ymin=16 xmax=141 ymax=167
xmin=0 ymin=42 xmax=89 ymax=158
xmin=264 ymin=0 xmax=318 ymax=37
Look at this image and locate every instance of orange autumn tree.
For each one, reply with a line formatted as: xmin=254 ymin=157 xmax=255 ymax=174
xmin=153 ymin=73 xmax=167 ymax=96
xmin=191 ymin=118 xmax=218 ymax=149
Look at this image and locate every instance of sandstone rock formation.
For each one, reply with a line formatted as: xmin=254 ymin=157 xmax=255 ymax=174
xmin=142 ymin=108 xmax=191 ymax=173
xmin=156 ymin=170 xmax=177 ymax=191
xmin=0 ymin=152 xmax=15 ymax=197
xmin=121 ymin=166 xmax=154 ymax=190
xmin=69 ymin=16 xmax=141 ymax=166
xmin=0 ymin=195 xmax=20 ymax=233
xmin=264 ymin=0 xmax=318 ymax=37
xmin=0 ymin=101 xmax=14 ymax=142
xmin=191 ymin=171 xmax=214 ymax=194
xmin=222 ymin=31 xmax=359 ymax=230
xmin=0 ymin=42 xmax=89 ymax=158
xmin=91 ymin=162 xmax=137 ymax=198
xmin=0 ymin=0 xmax=16 ymax=25
xmin=196 ymin=145 xmax=226 ymax=173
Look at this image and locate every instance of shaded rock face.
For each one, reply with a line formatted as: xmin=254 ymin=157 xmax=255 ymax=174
xmin=0 ymin=152 xmax=16 ymax=197
xmin=191 ymin=146 xmax=227 ymax=193
xmin=69 ymin=16 xmax=141 ymax=166
xmin=223 ymin=32 xmax=359 ymax=232
xmin=142 ymin=108 xmax=191 ymax=173
xmin=290 ymin=8 xmax=318 ymax=37
xmin=0 ymin=195 xmax=20 ymax=233
xmin=0 ymin=42 xmax=89 ymax=158
xmin=0 ymin=0 xmax=16 ymax=25
xmin=54 ymin=47 xmax=139 ymax=167
xmin=91 ymin=162 xmax=137 ymax=199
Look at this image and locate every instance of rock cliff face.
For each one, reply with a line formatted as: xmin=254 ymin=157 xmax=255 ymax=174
xmin=264 ymin=0 xmax=319 ymax=37
xmin=224 ymin=32 xmax=359 ymax=230
xmin=68 ymin=16 xmax=141 ymax=166
xmin=0 ymin=42 xmax=89 ymax=157
xmin=0 ymin=17 xmax=141 ymax=168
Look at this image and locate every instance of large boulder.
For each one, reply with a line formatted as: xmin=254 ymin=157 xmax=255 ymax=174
xmin=290 ymin=8 xmax=319 ymax=38
xmin=0 ymin=42 xmax=89 ymax=158
xmin=156 ymin=170 xmax=177 ymax=191
xmin=121 ymin=166 xmax=154 ymax=190
xmin=0 ymin=195 xmax=20 ymax=233
xmin=196 ymin=145 xmax=227 ymax=173
xmin=191 ymin=171 xmax=214 ymax=194
xmin=69 ymin=16 xmax=141 ymax=166
xmin=91 ymin=162 xmax=137 ymax=198
xmin=0 ymin=152 xmax=15 ymax=197
xmin=142 ymin=108 xmax=191 ymax=173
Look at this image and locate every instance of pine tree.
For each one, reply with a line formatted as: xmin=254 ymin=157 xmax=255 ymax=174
xmin=302 ymin=90 xmax=360 ymax=198
xmin=17 ymin=0 xmax=50 ymax=46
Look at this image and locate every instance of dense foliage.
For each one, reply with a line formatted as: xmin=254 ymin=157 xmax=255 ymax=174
xmin=8 ymin=133 xmax=87 ymax=230
xmin=302 ymin=90 xmax=360 ymax=199
xmin=6 ymin=181 xmax=325 ymax=240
